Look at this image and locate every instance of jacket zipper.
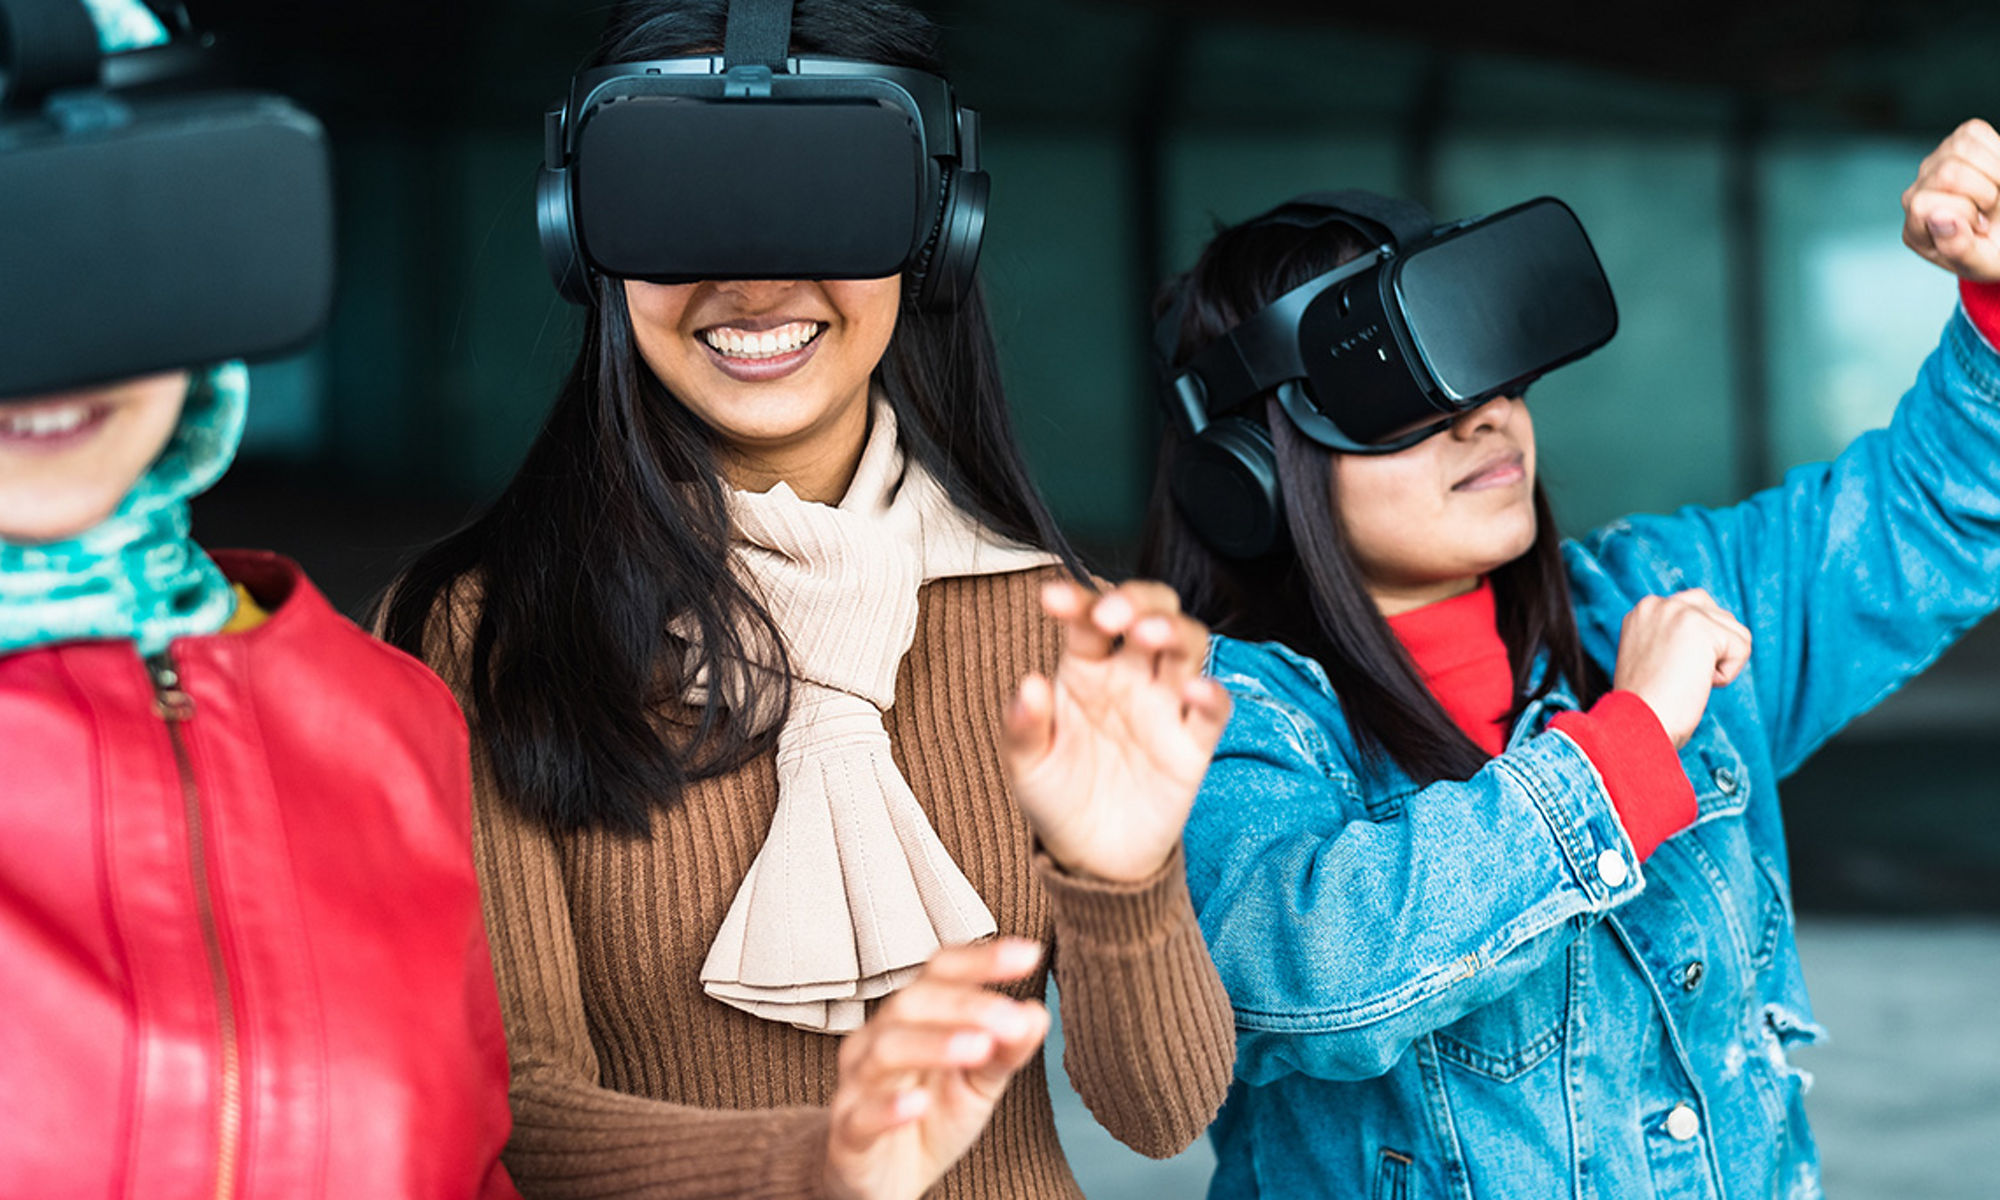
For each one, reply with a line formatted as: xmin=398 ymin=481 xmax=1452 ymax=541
xmin=148 ymin=652 xmax=242 ymax=1200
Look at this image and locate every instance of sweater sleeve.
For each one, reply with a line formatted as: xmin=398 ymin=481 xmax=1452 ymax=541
xmin=468 ymin=766 xmax=833 ymax=1199
xmin=1036 ymin=844 xmax=1235 ymax=1159
xmin=413 ymin=588 xmax=833 ymax=1200
xmin=1548 ymin=691 xmax=1698 ymax=862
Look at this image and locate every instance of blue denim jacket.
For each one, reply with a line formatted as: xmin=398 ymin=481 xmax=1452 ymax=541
xmin=1185 ymin=309 xmax=2000 ymax=1200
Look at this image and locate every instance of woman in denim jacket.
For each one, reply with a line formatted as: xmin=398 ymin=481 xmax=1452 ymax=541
xmin=1141 ymin=120 xmax=2000 ymax=1198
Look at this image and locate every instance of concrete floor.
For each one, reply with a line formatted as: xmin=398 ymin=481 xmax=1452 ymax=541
xmin=1047 ymin=918 xmax=2000 ymax=1199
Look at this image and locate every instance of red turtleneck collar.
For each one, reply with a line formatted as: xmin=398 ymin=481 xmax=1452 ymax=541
xmin=1387 ymin=580 xmax=1513 ymax=756
xmin=1385 ymin=577 xmax=1698 ymax=862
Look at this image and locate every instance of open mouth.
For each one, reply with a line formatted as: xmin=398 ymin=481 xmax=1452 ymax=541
xmin=699 ymin=320 xmax=827 ymax=362
xmin=0 ymin=400 xmax=111 ymax=449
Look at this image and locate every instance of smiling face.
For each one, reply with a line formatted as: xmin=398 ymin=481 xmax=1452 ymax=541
xmin=623 ymin=275 xmax=902 ymax=502
xmin=1333 ymin=395 xmax=1539 ymax=615
xmin=0 ymin=371 xmax=190 ymax=545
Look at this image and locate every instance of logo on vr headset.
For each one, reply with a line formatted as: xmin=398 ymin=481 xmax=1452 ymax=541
xmin=1329 ymin=324 xmax=1384 ymax=361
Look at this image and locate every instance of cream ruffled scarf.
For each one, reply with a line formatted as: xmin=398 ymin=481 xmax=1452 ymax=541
xmin=695 ymin=401 xmax=1058 ymax=1033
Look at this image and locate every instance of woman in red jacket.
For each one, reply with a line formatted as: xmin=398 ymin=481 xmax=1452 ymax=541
xmin=0 ymin=363 xmax=527 ymax=1198
xmin=0 ymin=2 xmax=521 ymax=1193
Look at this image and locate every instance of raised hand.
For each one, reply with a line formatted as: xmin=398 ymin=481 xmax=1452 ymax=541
xmin=1902 ymin=117 xmax=2000 ymax=283
xmin=1612 ymin=589 xmax=1754 ymax=748
xmin=1001 ymin=579 xmax=1233 ymax=885
xmin=824 ymin=939 xmax=1050 ymax=1200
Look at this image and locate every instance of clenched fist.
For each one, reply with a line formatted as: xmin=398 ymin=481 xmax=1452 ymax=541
xmin=1612 ymin=589 xmax=1753 ymax=749
xmin=1902 ymin=118 xmax=2000 ymax=283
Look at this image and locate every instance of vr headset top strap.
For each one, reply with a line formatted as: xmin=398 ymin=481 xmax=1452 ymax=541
xmin=139 ymin=0 xmax=191 ymax=36
xmin=723 ymin=0 xmax=793 ymax=70
xmin=0 ymin=0 xmax=102 ymax=108
xmin=1252 ymin=189 xmax=1434 ymax=252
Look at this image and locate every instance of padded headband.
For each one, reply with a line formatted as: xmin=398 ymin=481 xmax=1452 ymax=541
xmin=722 ymin=0 xmax=792 ymax=69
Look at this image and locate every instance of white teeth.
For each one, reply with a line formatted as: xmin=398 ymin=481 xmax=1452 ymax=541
xmin=701 ymin=321 xmax=824 ymax=361
xmin=0 ymin=402 xmax=93 ymax=439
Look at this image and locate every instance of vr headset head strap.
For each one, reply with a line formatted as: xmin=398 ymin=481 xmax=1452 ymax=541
xmin=1155 ymin=189 xmax=1438 ymax=434
xmin=1254 ymin=189 xmax=1435 ymax=251
xmin=723 ymin=0 xmax=793 ymax=70
xmin=0 ymin=0 xmax=102 ymax=108
xmin=139 ymin=0 xmax=191 ymax=36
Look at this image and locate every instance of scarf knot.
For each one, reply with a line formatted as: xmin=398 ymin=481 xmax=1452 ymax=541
xmin=694 ymin=400 xmax=1058 ymax=1033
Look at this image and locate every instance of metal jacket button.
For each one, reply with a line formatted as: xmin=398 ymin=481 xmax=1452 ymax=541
xmin=1713 ymin=766 xmax=1739 ymax=794
xmin=1666 ymin=1103 xmax=1701 ymax=1141
xmin=1682 ymin=960 xmax=1706 ymax=990
xmin=1596 ymin=848 xmax=1631 ymax=889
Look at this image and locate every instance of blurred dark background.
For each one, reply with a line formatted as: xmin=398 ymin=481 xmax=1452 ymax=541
xmin=179 ymin=0 xmax=2000 ymax=914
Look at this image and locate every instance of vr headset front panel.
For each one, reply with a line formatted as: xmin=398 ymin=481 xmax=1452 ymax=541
xmin=1275 ymin=197 xmax=1618 ymax=449
xmin=574 ymin=96 xmax=926 ymax=283
xmin=0 ymin=93 xmax=335 ymax=398
xmin=1394 ymin=199 xmax=1618 ymax=406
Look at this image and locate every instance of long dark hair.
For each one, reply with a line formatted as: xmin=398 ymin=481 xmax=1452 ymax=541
xmin=1138 ymin=216 xmax=1606 ymax=787
xmin=380 ymin=0 xmax=1082 ymax=835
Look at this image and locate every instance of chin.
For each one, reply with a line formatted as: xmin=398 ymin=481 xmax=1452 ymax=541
xmin=1482 ymin=514 xmax=1541 ymax=572
xmin=0 ymin=503 xmax=118 ymax=544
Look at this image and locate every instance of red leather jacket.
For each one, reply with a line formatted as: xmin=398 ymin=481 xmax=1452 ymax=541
xmin=1 ymin=552 xmax=518 ymax=1199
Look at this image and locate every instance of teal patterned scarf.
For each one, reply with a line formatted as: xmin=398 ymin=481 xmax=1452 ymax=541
xmin=0 ymin=365 xmax=249 ymax=659
xmin=0 ymin=0 xmax=246 ymax=660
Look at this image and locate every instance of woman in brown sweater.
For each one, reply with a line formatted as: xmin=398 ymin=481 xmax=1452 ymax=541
xmin=380 ymin=3 xmax=1237 ymax=1195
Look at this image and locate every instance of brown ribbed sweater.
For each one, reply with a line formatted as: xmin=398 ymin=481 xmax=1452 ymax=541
xmin=449 ymin=566 xmax=1236 ymax=1199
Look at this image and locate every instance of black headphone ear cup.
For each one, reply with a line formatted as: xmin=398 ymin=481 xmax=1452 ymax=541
xmin=536 ymin=165 xmax=592 ymax=305
xmin=1170 ymin=417 xmax=1285 ymax=560
xmin=912 ymin=167 xmax=988 ymax=312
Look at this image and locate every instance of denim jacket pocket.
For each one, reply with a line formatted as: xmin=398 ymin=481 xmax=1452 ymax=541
xmin=1681 ymin=718 xmax=1750 ymax=824
xmin=1373 ymin=1149 xmax=1414 ymax=1200
xmin=1748 ymin=851 xmax=1791 ymax=970
xmin=1431 ymin=951 xmax=1567 ymax=1081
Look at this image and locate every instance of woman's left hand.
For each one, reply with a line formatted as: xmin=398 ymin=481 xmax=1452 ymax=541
xmin=1001 ymin=579 xmax=1233 ymax=885
xmin=1903 ymin=118 xmax=2000 ymax=283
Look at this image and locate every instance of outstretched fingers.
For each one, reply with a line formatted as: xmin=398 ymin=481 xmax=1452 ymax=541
xmin=829 ymin=938 xmax=1047 ymax=1149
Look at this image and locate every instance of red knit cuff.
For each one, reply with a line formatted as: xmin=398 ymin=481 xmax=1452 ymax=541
xmin=1964 ymin=279 xmax=2000 ymax=350
xmin=1550 ymin=691 xmax=1698 ymax=862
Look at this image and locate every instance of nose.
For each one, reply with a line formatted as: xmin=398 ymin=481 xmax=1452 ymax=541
xmin=1449 ymin=394 xmax=1519 ymax=440
xmin=709 ymin=278 xmax=803 ymax=306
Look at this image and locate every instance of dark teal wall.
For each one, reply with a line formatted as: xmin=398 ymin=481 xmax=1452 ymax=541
xmin=192 ymin=0 xmax=1999 ymax=912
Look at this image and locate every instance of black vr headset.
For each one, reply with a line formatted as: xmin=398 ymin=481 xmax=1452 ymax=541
xmin=536 ymin=0 xmax=989 ymax=311
xmin=0 ymin=0 xmax=335 ymax=400
xmin=1157 ymin=190 xmax=1619 ymax=558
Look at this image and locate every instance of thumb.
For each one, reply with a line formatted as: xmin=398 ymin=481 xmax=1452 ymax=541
xmin=1915 ymin=192 xmax=2000 ymax=281
xmin=1001 ymin=674 xmax=1056 ymax=775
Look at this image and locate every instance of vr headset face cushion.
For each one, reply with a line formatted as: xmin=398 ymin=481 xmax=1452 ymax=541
xmin=0 ymin=95 xmax=335 ymax=398
xmin=574 ymin=96 xmax=926 ymax=283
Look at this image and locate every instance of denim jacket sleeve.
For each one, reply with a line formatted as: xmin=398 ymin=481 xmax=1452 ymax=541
xmin=1186 ymin=641 xmax=1646 ymax=1086
xmin=1581 ymin=308 xmax=2000 ymax=777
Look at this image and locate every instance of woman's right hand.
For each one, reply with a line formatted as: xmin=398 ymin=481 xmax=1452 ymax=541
xmin=1611 ymin=589 xmax=1754 ymax=748
xmin=823 ymin=938 xmax=1051 ymax=1200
